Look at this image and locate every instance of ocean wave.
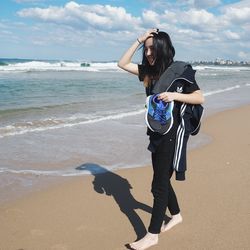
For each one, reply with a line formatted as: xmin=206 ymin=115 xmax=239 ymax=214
xmin=0 ymin=109 xmax=145 ymax=138
xmin=0 ymin=101 xmax=89 ymax=116
xmin=1 ymin=60 xmax=250 ymax=73
xmin=203 ymin=85 xmax=240 ymax=96
xmin=197 ymin=72 xmax=218 ymax=76
xmin=0 ymin=60 xmax=121 ymax=73
xmin=194 ymin=65 xmax=250 ymax=71
xmin=0 ymin=84 xmax=245 ymax=138
xmin=0 ymin=167 xmax=100 ymax=177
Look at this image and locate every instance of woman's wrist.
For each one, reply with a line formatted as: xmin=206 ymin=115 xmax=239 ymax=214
xmin=137 ymin=38 xmax=142 ymax=44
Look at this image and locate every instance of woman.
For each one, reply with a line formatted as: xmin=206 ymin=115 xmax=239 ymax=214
xmin=118 ymin=29 xmax=204 ymax=250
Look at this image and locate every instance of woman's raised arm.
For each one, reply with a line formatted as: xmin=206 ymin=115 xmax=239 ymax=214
xmin=117 ymin=40 xmax=141 ymax=75
xmin=117 ymin=28 xmax=158 ymax=75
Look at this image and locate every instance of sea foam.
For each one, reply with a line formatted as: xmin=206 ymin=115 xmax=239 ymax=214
xmin=0 ymin=109 xmax=145 ymax=138
xmin=0 ymin=61 xmax=121 ymax=73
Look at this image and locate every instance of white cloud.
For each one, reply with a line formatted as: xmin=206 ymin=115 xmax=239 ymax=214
xmin=18 ymin=1 xmax=141 ymax=31
xmin=173 ymin=0 xmax=221 ymax=9
xmin=224 ymin=30 xmax=240 ymax=40
xmin=9 ymin=0 xmax=250 ymax=61
xmin=142 ymin=10 xmax=159 ymax=26
xmin=162 ymin=10 xmax=177 ymax=24
xmin=221 ymin=0 xmax=250 ymax=24
xmin=223 ymin=6 xmax=250 ymax=23
xmin=18 ymin=5 xmax=66 ymax=20
xmin=179 ymin=8 xmax=218 ymax=31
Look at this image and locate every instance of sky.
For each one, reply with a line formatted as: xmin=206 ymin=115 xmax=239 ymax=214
xmin=0 ymin=0 xmax=250 ymax=62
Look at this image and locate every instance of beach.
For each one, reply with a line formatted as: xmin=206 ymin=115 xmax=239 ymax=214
xmin=1 ymin=62 xmax=250 ymax=205
xmin=0 ymin=61 xmax=250 ymax=249
xmin=0 ymin=104 xmax=250 ymax=250
xmin=2 ymin=0 xmax=250 ymax=248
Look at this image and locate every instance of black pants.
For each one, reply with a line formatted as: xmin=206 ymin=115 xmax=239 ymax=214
xmin=148 ymin=137 xmax=180 ymax=234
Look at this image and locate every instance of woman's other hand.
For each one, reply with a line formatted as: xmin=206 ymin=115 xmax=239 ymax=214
xmin=158 ymin=90 xmax=204 ymax=105
xmin=158 ymin=92 xmax=176 ymax=102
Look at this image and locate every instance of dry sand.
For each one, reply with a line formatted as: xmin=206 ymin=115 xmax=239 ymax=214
xmin=0 ymin=105 xmax=250 ymax=250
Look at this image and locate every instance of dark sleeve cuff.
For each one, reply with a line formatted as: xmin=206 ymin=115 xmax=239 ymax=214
xmin=176 ymin=171 xmax=185 ymax=181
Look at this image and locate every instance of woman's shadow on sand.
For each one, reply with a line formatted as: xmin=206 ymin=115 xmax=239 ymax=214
xmin=76 ymin=163 xmax=152 ymax=241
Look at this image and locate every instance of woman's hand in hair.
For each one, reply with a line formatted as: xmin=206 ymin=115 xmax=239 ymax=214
xmin=138 ymin=28 xmax=159 ymax=44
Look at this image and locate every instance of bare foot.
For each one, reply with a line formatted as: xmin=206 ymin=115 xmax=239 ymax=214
xmin=161 ymin=213 xmax=183 ymax=232
xmin=129 ymin=232 xmax=158 ymax=250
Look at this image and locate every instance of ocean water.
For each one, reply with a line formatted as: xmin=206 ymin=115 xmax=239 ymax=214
xmin=0 ymin=59 xmax=250 ymax=203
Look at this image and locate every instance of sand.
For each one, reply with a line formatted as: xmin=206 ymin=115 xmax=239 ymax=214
xmin=0 ymin=105 xmax=250 ymax=250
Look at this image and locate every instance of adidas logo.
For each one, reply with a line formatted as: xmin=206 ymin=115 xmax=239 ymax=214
xmin=177 ymin=86 xmax=183 ymax=93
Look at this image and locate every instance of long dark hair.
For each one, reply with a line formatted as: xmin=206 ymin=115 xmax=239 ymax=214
xmin=142 ymin=31 xmax=175 ymax=87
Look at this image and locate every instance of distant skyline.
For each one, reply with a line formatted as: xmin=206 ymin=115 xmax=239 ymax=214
xmin=1 ymin=0 xmax=250 ymax=61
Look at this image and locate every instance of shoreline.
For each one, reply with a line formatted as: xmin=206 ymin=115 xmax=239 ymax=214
xmin=0 ymin=97 xmax=249 ymax=206
xmin=0 ymin=76 xmax=249 ymax=204
xmin=1 ymin=104 xmax=250 ymax=249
